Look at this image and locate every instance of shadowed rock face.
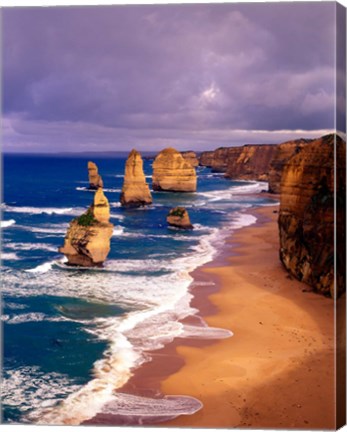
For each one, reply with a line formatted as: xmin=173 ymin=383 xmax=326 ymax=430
xmin=120 ymin=149 xmax=152 ymax=207
xmin=167 ymin=207 xmax=193 ymax=229
xmin=59 ymin=189 xmax=114 ymax=267
xmin=181 ymin=151 xmax=199 ymax=167
xmin=152 ymin=148 xmax=197 ymax=192
xmin=225 ymin=144 xmax=278 ymax=181
xmin=268 ymin=139 xmax=313 ymax=193
xmin=88 ymin=161 xmax=104 ymax=189
xmin=278 ymin=134 xmax=346 ymax=297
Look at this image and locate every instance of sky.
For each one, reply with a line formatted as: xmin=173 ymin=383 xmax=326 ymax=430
xmin=1 ymin=1 xmax=343 ymax=153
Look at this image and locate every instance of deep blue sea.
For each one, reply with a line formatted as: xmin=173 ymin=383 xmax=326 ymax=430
xmin=1 ymin=154 xmax=276 ymax=425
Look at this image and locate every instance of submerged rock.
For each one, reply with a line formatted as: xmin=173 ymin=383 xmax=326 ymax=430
xmin=167 ymin=207 xmax=193 ymax=229
xmin=278 ymin=134 xmax=345 ymax=297
xmin=88 ymin=161 xmax=103 ymax=190
xmin=59 ymin=189 xmax=114 ymax=267
xmin=152 ymin=148 xmax=197 ymax=192
xmin=120 ymin=149 xmax=152 ymax=207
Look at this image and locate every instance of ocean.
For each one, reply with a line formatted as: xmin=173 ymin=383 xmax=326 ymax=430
xmin=1 ymin=154 xmax=276 ymax=425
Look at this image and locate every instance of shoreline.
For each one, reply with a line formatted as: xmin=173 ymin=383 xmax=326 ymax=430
xmin=84 ymin=203 xmax=335 ymax=428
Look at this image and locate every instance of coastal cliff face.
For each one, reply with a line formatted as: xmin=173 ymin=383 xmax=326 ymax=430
xmin=59 ymin=189 xmax=114 ymax=267
xmin=268 ymin=139 xmax=313 ymax=193
xmin=120 ymin=149 xmax=152 ymax=207
xmin=278 ymin=134 xmax=345 ymax=297
xmin=152 ymin=148 xmax=197 ymax=192
xmin=181 ymin=151 xmax=199 ymax=167
xmin=199 ymin=151 xmax=215 ymax=167
xmin=167 ymin=207 xmax=193 ymax=229
xmin=88 ymin=161 xmax=103 ymax=189
xmin=225 ymin=144 xmax=278 ymax=181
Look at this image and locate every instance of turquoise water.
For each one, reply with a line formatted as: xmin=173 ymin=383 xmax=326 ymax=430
xmin=1 ymin=154 xmax=275 ymax=424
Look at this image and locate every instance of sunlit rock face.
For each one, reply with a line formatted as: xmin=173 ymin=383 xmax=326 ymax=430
xmin=88 ymin=161 xmax=104 ymax=190
xmin=181 ymin=151 xmax=199 ymax=168
xmin=278 ymin=134 xmax=346 ymax=297
xmin=152 ymin=148 xmax=197 ymax=192
xmin=167 ymin=207 xmax=193 ymax=229
xmin=268 ymin=139 xmax=313 ymax=194
xmin=59 ymin=189 xmax=113 ymax=267
xmin=120 ymin=149 xmax=152 ymax=207
xmin=225 ymin=144 xmax=278 ymax=181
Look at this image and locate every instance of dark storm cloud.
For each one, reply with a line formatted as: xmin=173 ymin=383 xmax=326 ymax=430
xmin=2 ymin=2 xmax=337 ymax=152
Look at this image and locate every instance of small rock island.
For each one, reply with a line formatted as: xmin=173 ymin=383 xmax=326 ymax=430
xmin=88 ymin=161 xmax=104 ymax=190
xmin=152 ymin=148 xmax=197 ymax=192
xmin=120 ymin=149 xmax=152 ymax=207
xmin=167 ymin=207 xmax=193 ymax=229
xmin=59 ymin=189 xmax=114 ymax=267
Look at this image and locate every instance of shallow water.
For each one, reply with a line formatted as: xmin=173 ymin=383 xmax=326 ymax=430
xmin=1 ymin=154 xmax=276 ymax=424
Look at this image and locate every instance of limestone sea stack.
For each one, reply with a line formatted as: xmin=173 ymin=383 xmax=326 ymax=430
xmin=88 ymin=161 xmax=103 ymax=189
xmin=120 ymin=149 xmax=152 ymax=207
xmin=59 ymin=189 xmax=114 ymax=267
xmin=278 ymin=134 xmax=346 ymax=297
xmin=181 ymin=151 xmax=199 ymax=167
xmin=167 ymin=207 xmax=193 ymax=229
xmin=152 ymin=148 xmax=197 ymax=192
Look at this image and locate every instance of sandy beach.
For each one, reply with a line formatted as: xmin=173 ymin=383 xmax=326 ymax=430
xmin=158 ymin=205 xmax=335 ymax=429
xmin=84 ymin=204 xmax=335 ymax=429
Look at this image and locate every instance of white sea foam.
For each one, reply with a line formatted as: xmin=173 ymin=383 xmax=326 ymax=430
xmin=26 ymin=257 xmax=67 ymax=274
xmin=182 ymin=324 xmax=232 ymax=339
xmin=1 ymin=252 xmax=19 ymax=261
xmin=2 ymin=204 xmax=86 ymax=216
xmin=1 ymin=219 xmax=16 ymax=228
xmin=6 ymin=242 xmax=57 ymax=252
xmin=2 ymin=312 xmax=68 ymax=324
xmin=112 ymin=226 xmax=125 ymax=236
xmin=1 ymin=366 xmax=82 ymax=416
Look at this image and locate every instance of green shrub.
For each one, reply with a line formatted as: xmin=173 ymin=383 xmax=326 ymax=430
xmin=76 ymin=210 xmax=96 ymax=226
xmin=169 ymin=207 xmax=186 ymax=218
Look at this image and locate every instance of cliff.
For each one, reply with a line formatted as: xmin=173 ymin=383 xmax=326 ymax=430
xmin=120 ymin=149 xmax=152 ymax=207
xmin=181 ymin=151 xmax=199 ymax=167
xmin=199 ymin=151 xmax=215 ymax=167
xmin=152 ymin=148 xmax=197 ymax=192
xmin=268 ymin=139 xmax=313 ymax=193
xmin=225 ymin=144 xmax=278 ymax=181
xmin=59 ymin=189 xmax=114 ymax=267
xmin=88 ymin=161 xmax=103 ymax=189
xmin=167 ymin=207 xmax=193 ymax=229
xmin=278 ymin=134 xmax=345 ymax=297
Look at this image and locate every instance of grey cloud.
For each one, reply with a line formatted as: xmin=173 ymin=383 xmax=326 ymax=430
xmin=2 ymin=2 xmax=338 ymax=152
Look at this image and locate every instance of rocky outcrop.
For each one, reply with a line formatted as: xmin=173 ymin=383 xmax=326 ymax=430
xmin=181 ymin=151 xmax=199 ymax=167
xmin=278 ymin=134 xmax=345 ymax=297
xmin=268 ymin=139 xmax=313 ymax=193
xmin=120 ymin=149 xmax=152 ymax=207
xmin=88 ymin=161 xmax=103 ymax=189
xmin=167 ymin=207 xmax=193 ymax=229
xmin=152 ymin=148 xmax=197 ymax=192
xmin=225 ymin=144 xmax=278 ymax=181
xmin=59 ymin=189 xmax=114 ymax=267
xmin=199 ymin=151 xmax=215 ymax=167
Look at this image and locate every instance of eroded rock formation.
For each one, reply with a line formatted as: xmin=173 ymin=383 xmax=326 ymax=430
xmin=152 ymin=148 xmax=197 ymax=192
xmin=268 ymin=139 xmax=313 ymax=193
xmin=120 ymin=149 xmax=152 ymax=207
xmin=59 ymin=189 xmax=114 ymax=267
xmin=225 ymin=144 xmax=278 ymax=181
xmin=199 ymin=151 xmax=215 ymax=168
xmin=167 ymin=207 xmax=193 ymax=229
xmin=88 ymin=161 xmax=103 ymax=189
xmin=181 ymin=151 xmax=199 ymax=167
xmin=278 ymin=134 xmax=345 ymax=297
